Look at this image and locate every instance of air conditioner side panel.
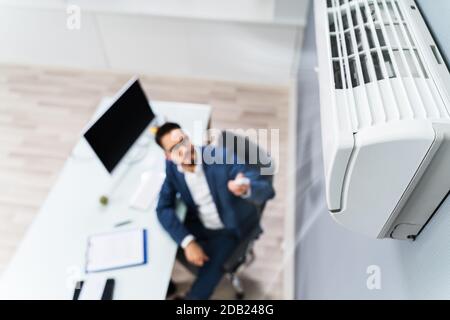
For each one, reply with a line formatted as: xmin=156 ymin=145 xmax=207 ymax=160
xmin=331 ymin=121 xmax=435 ymax=238
xmin=384 ymin=122 xmax=450 ymax=239
xmin=315 ymin=0 xmax=354 ymax=211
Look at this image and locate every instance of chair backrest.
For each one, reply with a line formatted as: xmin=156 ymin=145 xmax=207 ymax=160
xmin=215 ymin=130 xmax=274 ymax=215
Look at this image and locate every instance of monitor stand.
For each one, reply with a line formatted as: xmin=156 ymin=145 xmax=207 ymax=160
xmin=122 ymin=133 xmax=152 ymax=166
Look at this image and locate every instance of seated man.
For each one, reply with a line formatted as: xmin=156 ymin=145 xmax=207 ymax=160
xmin=155 ymin=122 xmax=275 ymax=300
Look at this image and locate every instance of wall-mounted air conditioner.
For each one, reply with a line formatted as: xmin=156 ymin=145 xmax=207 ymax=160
xmin=315 ymin=0 xmax=450 ymax=240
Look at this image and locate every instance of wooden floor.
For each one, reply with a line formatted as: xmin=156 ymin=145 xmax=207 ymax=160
xmin=0 ymin=64 xmax=289 ymax=299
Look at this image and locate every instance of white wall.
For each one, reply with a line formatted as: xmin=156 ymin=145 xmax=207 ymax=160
xmin=274 ymin=0 xmax=310 ymax=25
xmin=0 ymin=6 xmax=107 ymax=69
xmin=96 ymin=14 xmax=300 ymax=84
xmin=69 ymin=0 xmax=276 ymax=23
xmin=0 ymin=0 xmax=310 ymax=85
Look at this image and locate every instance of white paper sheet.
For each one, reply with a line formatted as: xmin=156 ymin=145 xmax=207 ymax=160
xmin=86 ymin=229 xmax=146 ymax=273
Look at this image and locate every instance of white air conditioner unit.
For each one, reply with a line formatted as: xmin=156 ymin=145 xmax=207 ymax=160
xmin=315 ymin=0 xmax=450 ymax=240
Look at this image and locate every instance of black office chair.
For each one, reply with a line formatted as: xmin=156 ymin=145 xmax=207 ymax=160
xmin=176 ymin=130 xmax=275 ymax=299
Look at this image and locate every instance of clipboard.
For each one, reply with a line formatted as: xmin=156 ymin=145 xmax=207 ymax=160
xmin=85 ymin=228 xmax=147 ymax=273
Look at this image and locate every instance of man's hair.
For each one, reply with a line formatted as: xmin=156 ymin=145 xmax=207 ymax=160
xmin=155 ymin=122 xmax=181 ymax=149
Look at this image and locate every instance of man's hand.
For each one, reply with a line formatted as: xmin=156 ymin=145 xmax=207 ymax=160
xmin=184 ymin=241 xmax=209 ymax=267
xmin=227 ymin=173 xmax=250 ymax=197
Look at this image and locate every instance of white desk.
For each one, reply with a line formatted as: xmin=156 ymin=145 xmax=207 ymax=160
xmin=0 ymin=100 xmax=211 ymax=299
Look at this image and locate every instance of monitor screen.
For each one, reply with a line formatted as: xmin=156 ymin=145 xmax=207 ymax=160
xmin=84 ymin=79 xmax=155 ymax=173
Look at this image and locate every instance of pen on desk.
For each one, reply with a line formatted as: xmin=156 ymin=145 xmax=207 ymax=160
xmin=114 ymin=220 xmax=133 ymax=228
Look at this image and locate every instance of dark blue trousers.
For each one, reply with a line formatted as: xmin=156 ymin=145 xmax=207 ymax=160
xmin=178 ymin=221 xmax=239 ymax=300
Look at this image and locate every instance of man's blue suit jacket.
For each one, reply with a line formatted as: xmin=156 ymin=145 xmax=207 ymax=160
xmin=156 ymin=146 xmax=275 ymax=245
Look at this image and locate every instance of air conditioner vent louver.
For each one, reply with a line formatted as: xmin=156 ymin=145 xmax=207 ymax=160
xmin=325 ymin=0 xmax=449 ymax=131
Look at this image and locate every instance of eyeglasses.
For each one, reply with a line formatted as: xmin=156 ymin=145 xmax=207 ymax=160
xmin=167 ymin=136 xmax=190 ymax=154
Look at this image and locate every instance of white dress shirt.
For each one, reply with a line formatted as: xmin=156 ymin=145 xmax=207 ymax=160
xmin=178 ymin=164 xmax=224 ymax=248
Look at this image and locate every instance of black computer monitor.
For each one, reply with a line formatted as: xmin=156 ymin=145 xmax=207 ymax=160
xmin=84 ymin=79 xmax=155 ymax=173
